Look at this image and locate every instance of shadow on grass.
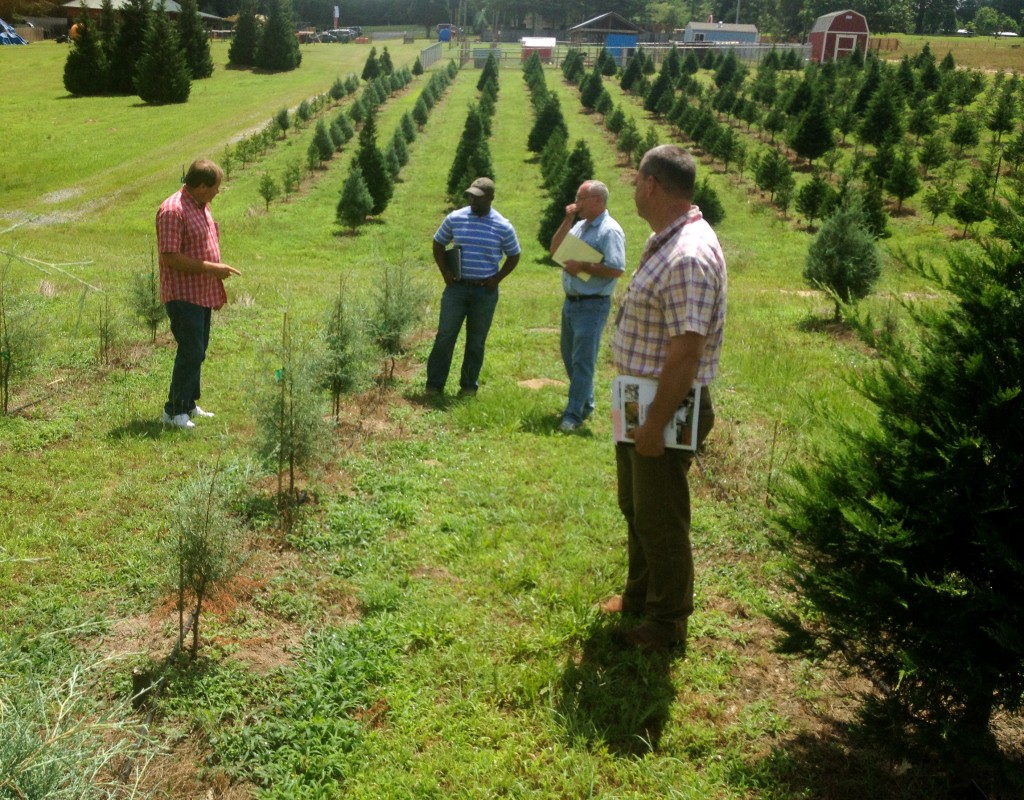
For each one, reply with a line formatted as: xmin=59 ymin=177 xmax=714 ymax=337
xmin=554 ymin=624 xmax=676 ymax=757
xmin=108 ymin=419 xmax=168 ymax=440
xmin=739 ymin=699 xmax=1024 ymax=800
xmin=752 ymin=613 xmax=1024 ymax=799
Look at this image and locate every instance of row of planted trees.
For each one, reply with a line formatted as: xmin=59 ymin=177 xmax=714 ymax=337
xmin=611 ymin=41 xmax=1024 ymax=238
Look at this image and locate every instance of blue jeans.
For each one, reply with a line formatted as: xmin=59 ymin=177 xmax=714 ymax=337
xmin=560 ymin=295 xmax=612 ymax=425
xmin=426 ymin=282 xmax=499 ymax=393
xmin=165 ymin=300 xmax=211 ymax=416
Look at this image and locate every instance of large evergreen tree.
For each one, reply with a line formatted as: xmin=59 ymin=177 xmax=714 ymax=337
xmin=256 ymin=0 xmax=301 ymax=72
xmin=447 ymin=105 xmax=488 ymax=200
xmin=107 ymin=0 xmax=150 ymax=94
xmin=885 ymin=148 xmax=921 ymax=212
xmin=228 ymin=0 xmax=259 ymax=67
xmin=176 ymin=0 xmax=213 ymax=79
xmin=63 ymin=15 xmax=108 ymax=96
xmin=135 ymin=1 xmax=191 ymax=104
xmin=779 ymin=196 xmax=1024 ymax=732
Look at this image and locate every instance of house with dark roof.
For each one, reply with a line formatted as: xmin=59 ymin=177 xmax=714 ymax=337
xmin=568 ymin=11 xmax=643 ymax=62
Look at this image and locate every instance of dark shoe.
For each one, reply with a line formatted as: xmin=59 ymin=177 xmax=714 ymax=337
xmin=424 ymin=387 xmax=442 ymax=398
xmin=616 ymin=621 xmax=686 ymax=654
xmin=457 ymin=387 xmax=477 ymax=397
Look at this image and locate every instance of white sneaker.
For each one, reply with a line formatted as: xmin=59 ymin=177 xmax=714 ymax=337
xmin=162 ymin=411 xmax=195 ymax=429
xmin=190 ymin=405 xmax=215 ymax=418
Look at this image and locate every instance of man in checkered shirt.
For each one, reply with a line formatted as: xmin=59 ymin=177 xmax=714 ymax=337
xmin=156 ymin=159 xmax=241 ymax=429
xmin=602 ymin=145 xmax=727 ymax=653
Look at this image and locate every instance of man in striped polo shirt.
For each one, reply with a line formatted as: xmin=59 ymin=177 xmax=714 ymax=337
xmin=603 ymin=145 xmax=727 ymax=653
xmin=425 ymin=177 xmax=521 ymax=397
xmin=156 ymin=159 xmax=241 ymax=429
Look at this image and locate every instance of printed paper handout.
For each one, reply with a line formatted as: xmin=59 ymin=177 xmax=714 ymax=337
xmin=551 ymin=234 xmax=602 ymax=282
xmin=611 ymin=375 xmax=701 ymax=451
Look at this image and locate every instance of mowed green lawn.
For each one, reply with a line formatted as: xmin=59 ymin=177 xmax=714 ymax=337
xmin=2 ymin=39 xmax=1020 ymax=798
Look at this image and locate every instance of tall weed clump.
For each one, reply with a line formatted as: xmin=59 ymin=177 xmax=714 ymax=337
xmin=0 ymin=643 xmax=153 ymax=795
xmin=0 ymin=258 xmax=42 ymax=415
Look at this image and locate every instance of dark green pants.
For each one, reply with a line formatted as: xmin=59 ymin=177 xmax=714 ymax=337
xmin=615 ymin=388 xmax=714 ymax=640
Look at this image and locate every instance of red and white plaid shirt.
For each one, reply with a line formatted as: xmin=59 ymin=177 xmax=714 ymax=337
xmin=612 ymin=205 xmax=727 ymax=385
xmin=156 ymin=186 xmax=227 ymax=309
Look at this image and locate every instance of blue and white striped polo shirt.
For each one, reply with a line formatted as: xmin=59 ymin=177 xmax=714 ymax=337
xmin=434 ymin=206 xmax=521 ymax=281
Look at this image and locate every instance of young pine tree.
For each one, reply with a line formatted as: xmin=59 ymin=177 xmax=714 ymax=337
xmin=337 ymin=163 xmax=374 ymax=232
xmin=356 ymin=112 xmax=393 ymax=216
xmin=803 ymin=188 xmax=882 ymax=319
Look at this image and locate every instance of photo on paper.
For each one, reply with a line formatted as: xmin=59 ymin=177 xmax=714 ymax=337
xmin=611 ymin=375 xmax=701 ymax=451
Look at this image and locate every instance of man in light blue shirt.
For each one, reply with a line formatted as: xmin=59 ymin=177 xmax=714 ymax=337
xmin=426 ymin=177 xmax=521 ymax=397
xmin=549 ymin=180 xmax=626 ymax=431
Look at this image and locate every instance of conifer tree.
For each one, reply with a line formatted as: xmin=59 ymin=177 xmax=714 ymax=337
xmin=447 ymin=105 xmax=487 ymax=199
xmin=693 ymin=176 xmax=724 ymax=226
xmin=754 ymin=148 xmax=793 ymax=205
xmin=361 ymin=46 xmax=380 ymax=81
xmin=135 ymin=1 xmax=191 ymax=104
xmin=538 ymin=140 xmax=594 ymax=248
xmin=859 ymin=76 xmax=905 ymax=148
xmin=390 ymin=126 xmax=409 ymax=167
xmin=580 ymin=69 xmax=604 ymax=110
xmin=527 ymin=95 xmax=568 ymax=154
xmin=950 ymin=112 xmax=981 ymax=154
xmin=98 ymin=0 xmax=117 ymax=66
xmin=539 ymin=127 xmax=568 ymax=194
xmin=312 ymin=120 xmax=334 ymax=165
xmin=907 ymin=99 xmax=937 ymax=142
xmin=379 ymin=46 xmax=394 ymax=75
xmin=228 ymin=0 xmax=259 ymax=66
xmin=355 ymin=112 xmax=393 ymax=216
xmin=795 ymin=172 xmax=837 ymax=229
xmin=780 ymin=195 xmax=1024 ymax=732
xmin=789 ymin=92 xmax=835 ymax=166
xmin=412 ymin=55 xmax=423 ymax=76
xmin=107 ymin=0 xmax=150 ymax=93
xmin=803 ymin=187 xmax=881 ymax=319
xmin=337 ymin=163 xmax=373 ymax=231
xmin=256 ymin=0 xmax=301 ymax=71
xmin=951 ymin=170 xmax=990 ymax=236
xmin=644 ymin=68 xmax=675 ymax=114
xmin=63 ymin=15 xmax=109 ymax=96
xmin=176 ymin=0 xmax=213 ymax=79
xmin=412 ymin=95 xmax=429 ymax=127
xmin=886 ymin=149 xmax=920 ymax=212
xmin=477 ymin=51 xmax=498 ymax=91
xmin=620 ymin=49 xmax=644 ymax=92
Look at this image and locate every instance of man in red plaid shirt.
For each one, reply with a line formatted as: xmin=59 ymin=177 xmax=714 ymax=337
xmin=156 ymin=159 xmax=241 ymax=429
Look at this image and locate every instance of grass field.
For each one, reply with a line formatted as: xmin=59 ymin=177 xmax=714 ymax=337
xmin=1 ymin=38 xmax=1022 ymax=798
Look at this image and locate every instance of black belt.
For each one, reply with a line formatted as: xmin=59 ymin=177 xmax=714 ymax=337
xmin=457 ymin=278 xmax=491 ymax=286
xmin=566 ymin=294 xmax=610 ymax=301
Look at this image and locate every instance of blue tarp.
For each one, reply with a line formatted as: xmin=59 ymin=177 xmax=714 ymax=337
xmin=1 ymin=17 xmax=29 ymax=44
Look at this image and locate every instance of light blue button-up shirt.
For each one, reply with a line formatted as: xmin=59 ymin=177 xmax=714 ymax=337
xmin=562 ymin=210 xmax=626 ymax=297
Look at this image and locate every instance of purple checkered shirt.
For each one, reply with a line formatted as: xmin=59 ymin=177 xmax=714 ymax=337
xmin=612 ymin=205 xmax=727 ymax=385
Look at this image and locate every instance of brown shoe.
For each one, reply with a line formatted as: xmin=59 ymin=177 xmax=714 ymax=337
xmin=599 ymin=595 xmax=624 ymax=614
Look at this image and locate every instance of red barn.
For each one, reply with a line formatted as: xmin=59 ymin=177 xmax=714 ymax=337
xmin=808 ymin=9 xmax=869 ymax=62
